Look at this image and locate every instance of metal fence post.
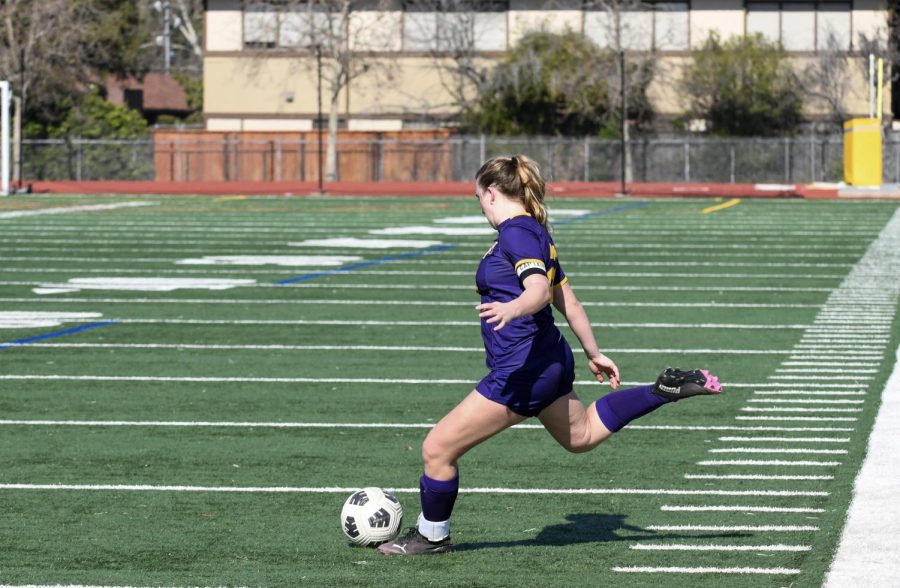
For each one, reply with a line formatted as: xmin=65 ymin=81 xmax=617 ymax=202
xmin=583 ymin=137 xmax=590 ymax=181
xmin=810 ymin=132 xmax=816 ymax=183
xmin=175 ymin=139 xmax=183 ymax=181
xmin=891 ymin=136 xmax=899 ymax=183
xmin=275 ymin=139 xmax=282 ymax=182
xmin=378 ymin=138 xmax=384 ymax=181
xmin=300 ymin=139 xmax=306 ymax=181
xmin=684 ymin=141 xmax=690 ymax=182
xmin=479 ymin=134 xmax=486 ymax=164
xmin=76 ymin=136 xmax=83 ymax=181
xmin=784 ymin=137 xmax=790 ymax=183
xmin=730 ymin=144 xmax=735 ymax=183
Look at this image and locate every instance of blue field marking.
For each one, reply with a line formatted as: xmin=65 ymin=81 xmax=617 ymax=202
xmin=0 ymin=321 xmax=118 ymax=350
xmin=276 ymin=244 xmax=458 ymax=285
xmin=553 ymin=201 xmax=650 ymax=226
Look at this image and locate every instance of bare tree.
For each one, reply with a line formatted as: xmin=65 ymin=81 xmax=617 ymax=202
xmin=801 ymin=31 xmax=854 ymax=131
xmin=0 ymin=0 xmax=101 ymax=183
xmin=582 ymin=1 xmax=660 ymax=127
xmin=243 ymin=0 xmax=398 ymax=182
xmin=401 ymin=1 xmax=500 ymax=116
xmin=416 ymin=0 xmax=657 ymax=134
xmin=143 ymin=0 xmax=204 ymax=72
xmin=170 ymin=0 xmax=203 ymax=60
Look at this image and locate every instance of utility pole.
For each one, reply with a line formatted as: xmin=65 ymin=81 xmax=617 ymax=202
xmin=316 ymin=44 xmax=324 ymax=194
xmin=619 ymin=50 xmax=627 ymax=196
xmin=1 ymin=81 xmax=10 ymax=196
xmin=16 ymin=47 xmax=24 ymax=187
xmin=154 ymin=1 xmax=173 ymax=72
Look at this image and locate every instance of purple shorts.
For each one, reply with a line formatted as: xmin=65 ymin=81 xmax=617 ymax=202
xmin=476 ymin=337 xmax=575 ymax=417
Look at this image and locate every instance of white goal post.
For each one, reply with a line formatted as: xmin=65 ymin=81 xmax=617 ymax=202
xmin=0 ymin=81 xmax=10 ymax=196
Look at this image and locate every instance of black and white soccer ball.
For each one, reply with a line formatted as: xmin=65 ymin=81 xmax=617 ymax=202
xmin=340 ymin=487 xmax=403 ymax=547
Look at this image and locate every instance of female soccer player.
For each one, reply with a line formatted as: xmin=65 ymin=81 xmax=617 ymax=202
xmin=379 ymin=155 xmax=722 ymax=555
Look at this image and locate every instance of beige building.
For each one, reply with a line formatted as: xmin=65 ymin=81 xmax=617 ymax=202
xmin=204 ymin=1 xmax=891 ymax=132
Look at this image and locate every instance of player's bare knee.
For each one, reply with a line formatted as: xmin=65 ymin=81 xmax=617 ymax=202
xmin=555 ymin=430 xmax=593 ymax=454
xmin=567 ymin=436 xmax=595 ymax=454
xmin=421 ymin=435 xmax=447 ymax=469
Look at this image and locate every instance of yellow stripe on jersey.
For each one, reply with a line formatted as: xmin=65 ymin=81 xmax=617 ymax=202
xmin=552 ymin=275 xmax=568 ymax=289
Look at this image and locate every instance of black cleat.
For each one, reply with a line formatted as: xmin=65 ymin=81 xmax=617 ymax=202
xmin=652 ymin=368 xmax=723 ymax=401
xmin=378 ymin=527 xmax=453 ymax=555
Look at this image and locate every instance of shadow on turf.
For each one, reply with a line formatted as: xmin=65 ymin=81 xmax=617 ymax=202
xmin=454 ymin=513 xmax=748 ymax=551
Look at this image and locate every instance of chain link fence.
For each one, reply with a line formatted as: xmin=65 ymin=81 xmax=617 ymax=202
xmin=21 ymin=133 xmax=900 ymax=184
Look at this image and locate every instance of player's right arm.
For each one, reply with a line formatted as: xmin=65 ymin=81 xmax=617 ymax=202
xmin=552 ymin=281 xmax=620 ymax=388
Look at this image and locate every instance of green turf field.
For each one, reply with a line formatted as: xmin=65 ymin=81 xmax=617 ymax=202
xmin=0 ymin=194 xmax=898 ymax=587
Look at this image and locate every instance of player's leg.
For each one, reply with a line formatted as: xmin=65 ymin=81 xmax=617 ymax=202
xmin=540 ymin=368 xmax=724 ymax=450
xmin=594 ymin=368 xmax=723 ymax=432
xmin=379 ymin=390 xmax=526 ymax=555
xmin=538 ymin=390 xmax=613 ymax=453
xmin=422 ymin=389 xmax=527 ymax=480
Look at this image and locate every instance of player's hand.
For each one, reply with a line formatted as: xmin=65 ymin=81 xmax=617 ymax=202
xmin=476 ymin=301 xmax=518 ymax=331
xmin=588 ymin=352 xmax=620 ymax=389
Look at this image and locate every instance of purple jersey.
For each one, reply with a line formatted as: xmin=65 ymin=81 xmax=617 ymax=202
xmin=475 ymin=214 xmax=567 ymax=371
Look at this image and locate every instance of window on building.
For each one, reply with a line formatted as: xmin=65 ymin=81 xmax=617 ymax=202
xmin=279 ymin=10 xmax=340 ymax=49
xmin=746 ymin=2 xmax=851 ymax=51
xmin=817 ymin=3 xmax=851 ymax=51
xmin=654 ymin=2 xmax=689 ymax=50
xmin=123 ymin=89 xmax=144 ymax=112
xmin=584 ymin=2 xmax=688 ymax=51
xmin=244 ymin=2 xmax=283 ymax=48
xmin=403 ymin=1 xmax=508 ymax=52
xmin=782 ymin=3 xmax=816 ymax=51
xmin=746 ymin=2 xmax=780 ymax=44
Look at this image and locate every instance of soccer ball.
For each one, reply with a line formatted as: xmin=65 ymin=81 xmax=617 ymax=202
xmin=340 ymin=487 xmax=404 ymax=547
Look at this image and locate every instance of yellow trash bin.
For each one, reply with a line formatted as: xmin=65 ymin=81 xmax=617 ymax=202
xmin=843 ymin=118 xmax=882 ymax=186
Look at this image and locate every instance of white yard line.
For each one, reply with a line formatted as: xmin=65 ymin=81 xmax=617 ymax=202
xmin=707 ymin=448 xmax=848 ymax=455
xmin=0 ymin=484 xmax=828 ymax=497
xmin=13 ymin=343 xmax=795 ymax=356
xmin=660 ymin=505 xmax=825 ymax=513
xmin=0 ymin=375 xmax=872 ymax=388
xmin=747 ymin=399 xmax=865 ymax=404
xmin=696 ymin=459 xmax=841 ymax=466
xmin=0 ymin=257 xmax=858 ymax=269
xmin=265 ymin=282 xmax=842 ymax=293
xmin=740 ymin=407 xmax=863 ymax=413
xmin=0 ymin=245 xmax=864 ymax=258
xmin=0 ymin=202 xmax=158 ymax=219
xmin=0 ymin=267 xmax=852 ymax=280
xmin=775 ymin=369 xmax=878 ymax=374
xmin=628 ymin=544 xmax=811 ymax=552
xmin=684 ymin=474 xmax=834 ymax=481
xmin=717 ymin=436 xmax=850 ymax=443
xmin=752 ymin=390 xmax=867 ymax=396
xmin=735 ymin=416 xmax=858 ymax=422
xmin=0 ymin=297 xmax=825 ymax=309
xmin=612 ymin=566 xmax=801 ymax=575
xmin=0 ymin=421 xmax=857 ymax=434
xmin=644 ymin=524 xmax=819 ymax=531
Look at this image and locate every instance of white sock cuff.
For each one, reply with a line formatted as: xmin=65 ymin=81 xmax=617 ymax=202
xmin=417 ymin=512 xmax=450 ymax=542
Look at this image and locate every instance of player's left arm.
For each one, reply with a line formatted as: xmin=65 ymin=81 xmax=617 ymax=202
xmin=552 ymin=281 xmax=620 ymax=388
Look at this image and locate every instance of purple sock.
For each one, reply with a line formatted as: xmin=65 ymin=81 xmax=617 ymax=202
xmin=594 ymin=384 xmax=671 ymax=432
xmin=420 ymin=472 xmax=459 ymax=522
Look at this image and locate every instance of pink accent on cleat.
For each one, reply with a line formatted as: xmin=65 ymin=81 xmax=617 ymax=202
xmin=700 ymin=369 xmax=722 ymax=392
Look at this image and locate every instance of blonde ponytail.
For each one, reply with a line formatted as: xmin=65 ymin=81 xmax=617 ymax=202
xmin=475 ymin=154 xmax=549 ymax=229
